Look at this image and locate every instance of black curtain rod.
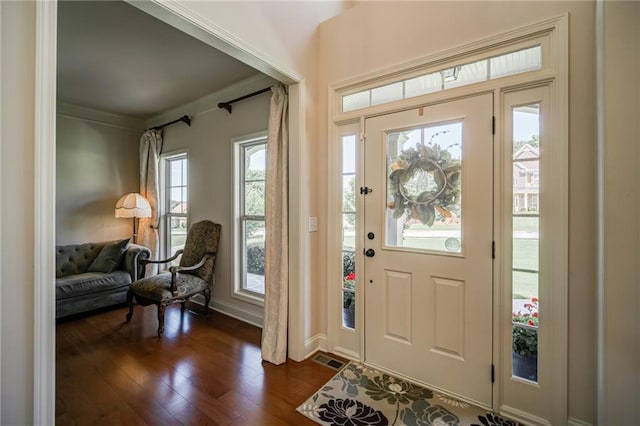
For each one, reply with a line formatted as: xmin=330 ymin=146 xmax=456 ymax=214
xmin=218 ymin=87 xmax=272 ymax=114
xmin=149 ymin=115 xmax=191 ymax=131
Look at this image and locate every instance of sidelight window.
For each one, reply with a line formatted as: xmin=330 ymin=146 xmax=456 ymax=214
xmin=511 ymin=104 xmax=540 ymax=382
xmin=342 ymin=134 xmax=357 ymax=329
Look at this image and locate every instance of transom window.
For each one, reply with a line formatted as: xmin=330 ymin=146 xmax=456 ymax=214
xmin=342 ymin=45 xmax=541 ymax=112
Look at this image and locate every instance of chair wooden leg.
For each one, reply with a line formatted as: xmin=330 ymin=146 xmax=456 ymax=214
xmin=180 ymin=302 xmax=186 ymax=314
xmin=203 ymin=287 xmax=211 ymax=316
xmin=157 ymin=303 xmax=166 ymax=337
xmin=125 ymin=289 xmax=135 ymax=322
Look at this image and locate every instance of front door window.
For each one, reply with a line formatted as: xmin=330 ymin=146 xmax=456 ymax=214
xmin=385 ymin=122 xmax=463 ymax=253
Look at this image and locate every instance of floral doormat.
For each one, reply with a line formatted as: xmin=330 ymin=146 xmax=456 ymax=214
xmin=297 ymin=362 xmax=517 ymax=426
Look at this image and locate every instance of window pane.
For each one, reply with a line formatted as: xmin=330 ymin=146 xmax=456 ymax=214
xmin=490 ymin=45 xmax=541 ymax=80
xmin=371 ymin=82 xmax=403 ymax=106
xmin=512 ymin=325 xmax=538 ymax=381
xmin=244 ymin=220 xmax=265 ymax=294
xmin=342 ymin=135 xmax=356 ymax=174
xmin=245 ymin=145 xmax=266 ymax=180
xmin=444 ymin=60 xmax=487 ymax=89
xmin=405 ymin=72 xmax=442 ymax=98
xmin=342 ymin=290 xmax=355 ymax=328
xmin=342 ymin=250 xmax=355 ymax=329
xmin=170 ymin=187 xmax=184 ymax=213
xmin=385 ymin=122 xmax=463 ymax=253
xmin=512 ymin=103 xmax=540 ymax=382
xmin=169 ymin=216 xmax=187 ymax=257
xmin=513 ymin=238 xmax=538 ymax=272
xmin=182 ymin=159 xmax=187 ymax=186
xmin=182 ymin=187 xmax=188 ymax=214
xmin=245 ymin=181 xmax=265 ymax=216
xmin=513 ymin=270 xmax=538 ymax=299
xmin=170 ymin=159 xmax=183 ymax=187
xmin=342 ymin=213 xmax=355 ymax=250
xmin=342 ymin=175 xmax=356 ymax=213
xmin=343 ymin=90 xmax=370 ymax=112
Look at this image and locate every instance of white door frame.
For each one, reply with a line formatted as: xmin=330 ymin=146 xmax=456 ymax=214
xmin=327 ymin=15 xmax=568 ymax=425
xmin=33 ymin=0 xmax=308 ymax=423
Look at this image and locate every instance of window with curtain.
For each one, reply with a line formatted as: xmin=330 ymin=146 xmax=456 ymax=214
xmin=234 ymin=135 xmax=267 ymax=302
xmin=161 ymin=153 xmax=188 ymax=261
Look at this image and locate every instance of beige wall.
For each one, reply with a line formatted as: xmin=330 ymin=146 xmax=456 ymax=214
xmin=160 ymin=87 xmax=272 ymax=324
xmin=167 ymin=1 xmax=353 ymax=340
xmin=1 ymin=2 xmax=36 ymax=424
xmin=56 ymin=116 xmax=141 ymax=245
xmin=598 ymin=1 xmax=640 ymax=424
xmin=318 ymin=1 xmax=596 ymax=423
xmin=5 ymin=1 xmax=638 ymax=424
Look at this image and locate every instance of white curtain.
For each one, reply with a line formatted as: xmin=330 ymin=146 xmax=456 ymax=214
xmin=261 ymin=85 xmax=289 ymax=365
xmin=139 ymin=129 xmax=162 ymax=275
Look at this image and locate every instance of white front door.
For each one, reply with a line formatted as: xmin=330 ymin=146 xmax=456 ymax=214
xmin=363 ymin=94 xmax=494 ymax=406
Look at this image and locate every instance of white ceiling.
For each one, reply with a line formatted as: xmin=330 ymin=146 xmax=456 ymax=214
xmin=57 ymin=1 xmax=262 ymax=119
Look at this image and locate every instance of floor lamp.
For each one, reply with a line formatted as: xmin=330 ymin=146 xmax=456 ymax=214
xmin=115 ymin=193 xmax=151 ymax=244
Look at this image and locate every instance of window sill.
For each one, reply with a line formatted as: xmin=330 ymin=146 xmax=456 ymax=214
xmin=232 ymin=289 xmax=265 ymax=307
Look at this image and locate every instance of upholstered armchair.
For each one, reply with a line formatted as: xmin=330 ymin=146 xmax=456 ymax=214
xmin=125 ymin=220 xmax=221 ymax=336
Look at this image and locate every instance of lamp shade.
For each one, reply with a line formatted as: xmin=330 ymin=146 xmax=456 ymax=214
xmin=115 ymin=193 xmax=151 ymax=218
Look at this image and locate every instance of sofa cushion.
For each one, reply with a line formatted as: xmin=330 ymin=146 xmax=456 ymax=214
xmin=56 ymin=243 xmax=105 ymax=278
xmin=88 ymin=238 xmax=130 ymax=273
xmin=56 ymin=270 xmax=132 ymax=300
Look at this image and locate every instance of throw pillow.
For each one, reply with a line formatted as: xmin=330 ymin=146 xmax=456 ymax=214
xmin=88 ymin=238 xmax=131 ymax=273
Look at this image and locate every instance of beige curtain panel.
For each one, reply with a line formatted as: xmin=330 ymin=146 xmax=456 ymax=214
xmin=261 ymin=85 xmax=289 ymax=365
xmin=139 ymin=129 xmax=162 ymax=276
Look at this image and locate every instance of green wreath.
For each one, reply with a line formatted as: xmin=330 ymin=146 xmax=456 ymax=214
xmin=387 ymin=142 xmax=461 ymax=227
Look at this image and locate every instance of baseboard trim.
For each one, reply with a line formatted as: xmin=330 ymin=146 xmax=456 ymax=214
xmin=499 ymin=405 xmax=552 ymax=426
xmin=189 ymin=296 xmax=263 ymax=328
xmin=210 ymin=299 xmax=263 ymax=328
xmin=331 ymin=346 xmax=360 ymax=362
xmin=303 ymin=334 xmax=328 ymax=359
xmin=568 ymin=417 xmax=593 ymax=426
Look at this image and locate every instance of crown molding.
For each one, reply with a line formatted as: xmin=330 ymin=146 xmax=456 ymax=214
xmin=56 ymin=102 xmax=146 ymax=130
xmin=145 ymin=73 xmax=277 ymax=128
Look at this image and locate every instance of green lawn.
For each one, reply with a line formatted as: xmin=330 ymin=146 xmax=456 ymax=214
xmin=342 ymin=218 xmax=539 ymax=300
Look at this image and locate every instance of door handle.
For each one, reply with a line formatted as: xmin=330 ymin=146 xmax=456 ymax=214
xmin=364 ymin=248 xmax=375 ymax=258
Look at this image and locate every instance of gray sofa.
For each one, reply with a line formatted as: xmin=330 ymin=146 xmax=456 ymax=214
xmin=56 ymin=240 xmax=151 ymax=318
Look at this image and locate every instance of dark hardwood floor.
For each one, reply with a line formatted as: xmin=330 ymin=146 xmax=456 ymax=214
xmin=56 ymin=303 xmax=340 ymax=425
